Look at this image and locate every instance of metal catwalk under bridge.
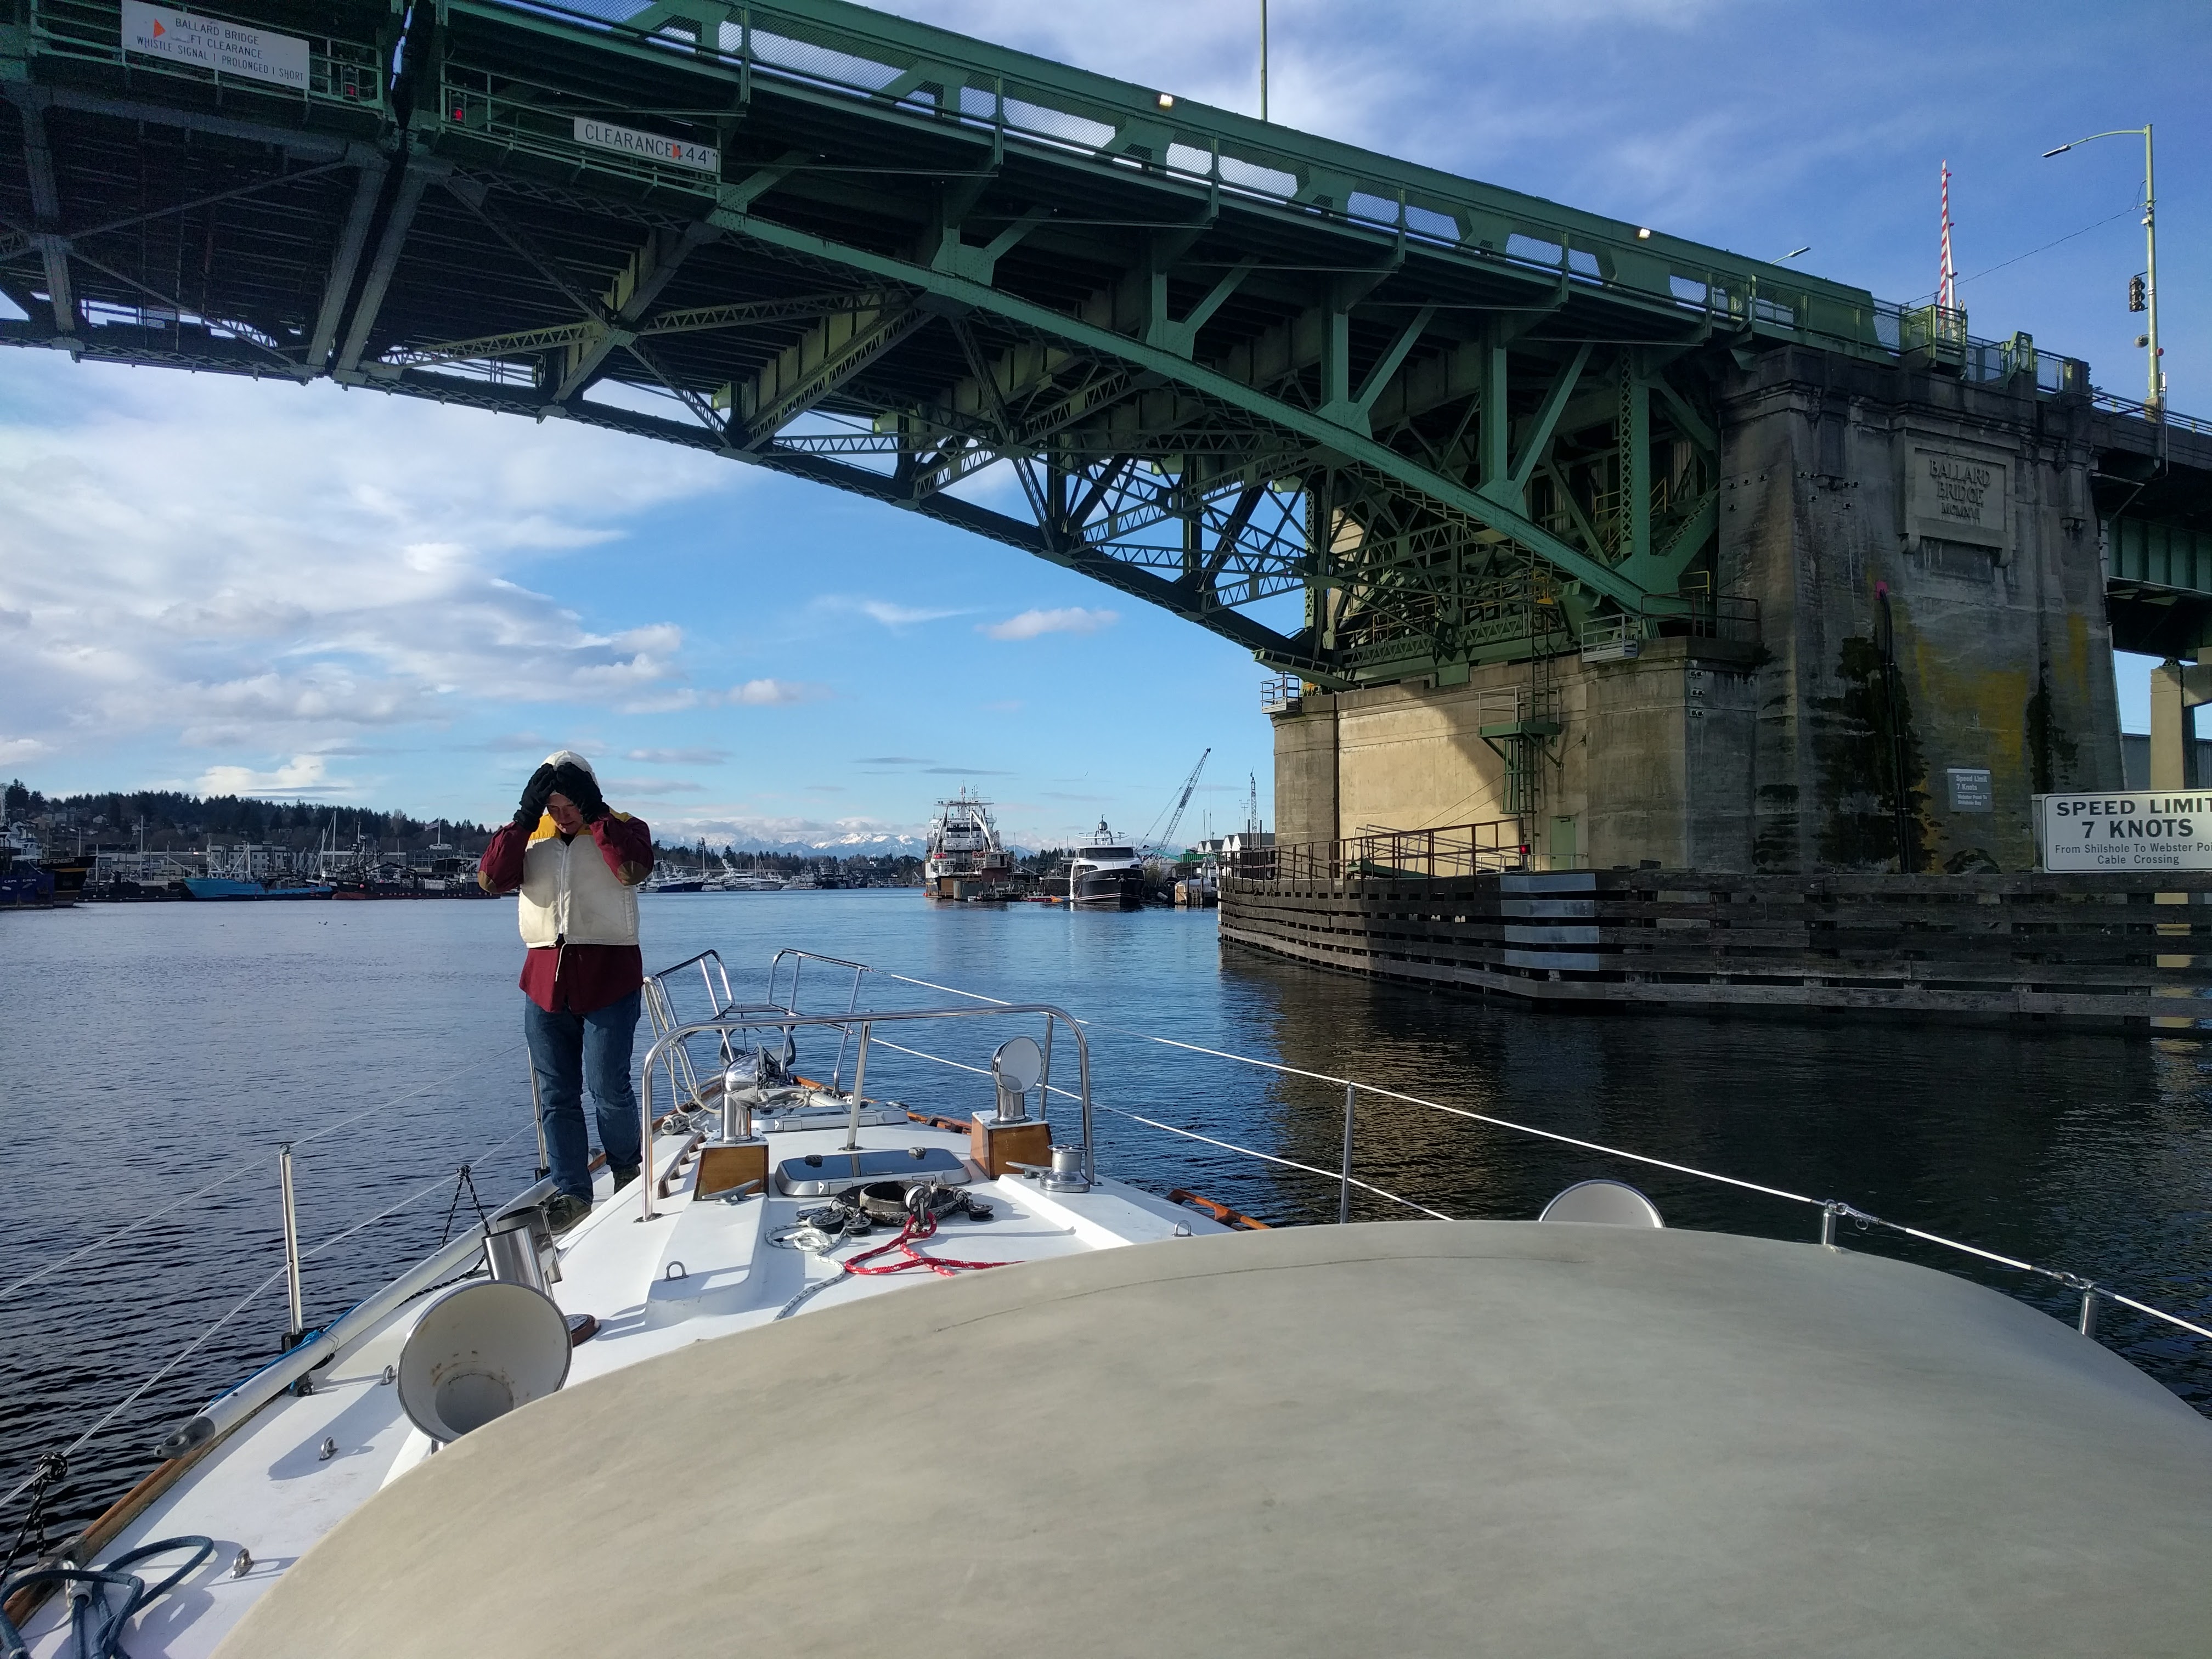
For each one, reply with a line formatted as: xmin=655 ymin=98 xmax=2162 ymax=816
xmin=0 ymin=0 xmax=2102 ymax=687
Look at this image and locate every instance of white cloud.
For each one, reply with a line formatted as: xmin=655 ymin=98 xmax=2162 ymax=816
xmin=0 ymin=737 xmax=49 ymax=762
xmin=627 ymin=747 xmax=730 ymax=765
xmin=812 ymin=595 xmax=967 ymax=629
xmin=980 ymin=607 xmax=1119 ymax=641
xmin=607 ymin=777 xmax=707 ymax=795
xmin=0 ymin=360 xmax=733 ymax=771
xmin=728 ymin=679 xmax=829 ymax=706
xmin=196 ymin=754 xmax=345 ymax=795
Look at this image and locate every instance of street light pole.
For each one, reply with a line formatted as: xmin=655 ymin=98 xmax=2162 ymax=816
xmin=2044 ymin=125 xmax=2162 ymax=413
xmin=2146 ymin=123 xmax=2161 ymax=412
xmin=1259 ymin=0 xmax=1268 ymax=123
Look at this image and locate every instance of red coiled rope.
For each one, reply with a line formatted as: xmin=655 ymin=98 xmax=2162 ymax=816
xmin=841 ymin=1209 xmax=1017 ymax=1278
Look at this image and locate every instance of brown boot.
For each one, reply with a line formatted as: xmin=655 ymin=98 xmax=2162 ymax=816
xmin=544 ymin=1193 xmax=592 ymax=1233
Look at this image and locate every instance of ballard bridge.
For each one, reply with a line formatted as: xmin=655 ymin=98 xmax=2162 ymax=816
xmin=4 ymin=0 xmax=2211 ymax=888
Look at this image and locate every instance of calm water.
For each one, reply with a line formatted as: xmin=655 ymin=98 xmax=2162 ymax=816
xmin=5 ymin=891 xmax=2212 ymax=1548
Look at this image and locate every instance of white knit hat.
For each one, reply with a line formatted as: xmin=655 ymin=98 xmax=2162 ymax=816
xmin=541 ymin=749 xmax=597 ymax=778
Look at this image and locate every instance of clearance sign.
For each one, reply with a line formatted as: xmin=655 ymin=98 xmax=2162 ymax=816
xmin=2036 ymin=792 xmax=2212 ymax=872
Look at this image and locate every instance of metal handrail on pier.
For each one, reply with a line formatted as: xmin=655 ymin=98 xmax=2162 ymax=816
xmin=1232 ymin=819 xmax=1528 ymax=884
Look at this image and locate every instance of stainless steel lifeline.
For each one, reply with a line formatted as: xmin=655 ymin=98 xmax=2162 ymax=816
xmin=744 ymin=947 xmax=2212 ymax=1352
xmin=633 ymin=1005 xmax=1096 ymax=1223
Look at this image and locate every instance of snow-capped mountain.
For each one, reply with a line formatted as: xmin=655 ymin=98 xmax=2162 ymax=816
xmin=715 ymin=830 xmax=929 ymax=855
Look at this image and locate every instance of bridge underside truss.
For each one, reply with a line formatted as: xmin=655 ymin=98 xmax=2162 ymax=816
xmin=0 ymin=0 xmax=1867 ymax=685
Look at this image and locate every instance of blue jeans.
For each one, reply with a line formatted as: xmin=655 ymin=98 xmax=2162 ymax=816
xmin=523 ymin=990 xmax=644 ymax=1200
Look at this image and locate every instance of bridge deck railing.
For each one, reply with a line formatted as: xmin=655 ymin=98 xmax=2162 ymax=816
xmin=458 ymin=0 xmax=1926 ymax=365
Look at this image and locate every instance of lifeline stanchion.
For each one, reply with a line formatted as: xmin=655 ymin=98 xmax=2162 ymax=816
xmin=1339 ymin=1084 xmax=1356 ymax=1225
xmin=527 ymin=1062 xmax=549 ymax=1181
xmin=277 ymin=1144 xmax=305 ymax=1351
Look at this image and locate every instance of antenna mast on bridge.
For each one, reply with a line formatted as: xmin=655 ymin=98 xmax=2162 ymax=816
xmin=1938 ymin=160 xmax=1957 ymax=312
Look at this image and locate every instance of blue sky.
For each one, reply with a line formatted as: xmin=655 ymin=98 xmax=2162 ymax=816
xmin=2 ymin=0 xmax=2205 ymax=843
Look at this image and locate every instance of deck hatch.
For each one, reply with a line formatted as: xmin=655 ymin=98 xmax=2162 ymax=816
xmin=775 ymin=1147 xmax=973 ymax=1195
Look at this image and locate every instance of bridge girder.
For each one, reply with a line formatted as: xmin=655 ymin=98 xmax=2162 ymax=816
xmin=1 ymin=0 xmax=1931 ymax=685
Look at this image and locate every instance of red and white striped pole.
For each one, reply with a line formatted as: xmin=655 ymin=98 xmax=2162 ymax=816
xmin=1938 ymin=161 xmax=1956 ymax=312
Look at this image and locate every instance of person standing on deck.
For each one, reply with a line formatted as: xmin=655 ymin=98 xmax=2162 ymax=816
xmin=478 ymin=751 xmax=656 ymax=1231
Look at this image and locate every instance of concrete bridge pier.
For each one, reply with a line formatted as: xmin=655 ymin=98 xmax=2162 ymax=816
xmin=2149 ymin=657 xmax=2212 ymax=788
xmin=1273 ymin=344 xmax=2128 ymax=875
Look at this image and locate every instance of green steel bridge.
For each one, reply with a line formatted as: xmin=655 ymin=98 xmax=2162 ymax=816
xmin=3 ymin=0 xmax=2206 ymax=684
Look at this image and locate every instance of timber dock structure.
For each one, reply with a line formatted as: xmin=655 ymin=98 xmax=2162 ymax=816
xmin=1222 ymin=850 xmax=2212 ymax=1028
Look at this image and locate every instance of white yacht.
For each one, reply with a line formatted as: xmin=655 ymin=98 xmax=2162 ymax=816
xmin=5 ymin=943 xmax=2211 ymax=1657
xmin=1068 ymin=820 xmax=1144 ymax=908
xmin=923 ymin=788 xmax=1015 ymax=901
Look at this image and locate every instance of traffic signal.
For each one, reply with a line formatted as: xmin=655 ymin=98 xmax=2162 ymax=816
xmin=2129 ymin=273 xmax=2147 ymax=313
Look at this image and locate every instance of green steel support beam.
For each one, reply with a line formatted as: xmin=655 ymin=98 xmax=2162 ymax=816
xmin=1617 ymin=492 xmax=1718 ymax=593
xmin=305 ymin=151 xmax=391 ymax=375
xmin=1352 ymin=303 xmax=1436 ymax=420
xmin=719 ymin=151 xmax=810 ymax=215
xmin=1505 ymin=342 xmax=1592 ymax=500
xmin=15 ymin=95 xmax=74 ymax=334
xmin=1147 ymin=259 xmax=1252 ymax=357
xmin=735 ymin=302 xmax=935 ymax=449
xmin=365 ymin=361 xmax=1313 ymax=666
xmin=708 ymin=209 xmax=1652 ymax=611
xmin=1318 ymin=303 xmax=1352 ymax=423
xmin=1540 ymin=458 xmax=1605 ymax=558
xmin=931 ymin=204 xmax=1048 ymax=286
xmin=1476 ymin=324 xmax=1510 ymax=493
xmin=1650 ymin=374 xmax=1718 ymax=456
xmin=949 ymin=314 xmax=1052 ymax=528
xmin=1618 ymin=351 xmax=1651 ymax=566
xmin=336 ymin=156 xmax=441 ymax=379
xmin=554 ymin=221 xmax=718 ymax=401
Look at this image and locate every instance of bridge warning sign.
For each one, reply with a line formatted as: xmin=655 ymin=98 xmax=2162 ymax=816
xmin=573 ymin=117 xmax=720 ymax=176
xmin=120 ymin=2 xmax=309 ymax=91
xmin=2036 ymin=792 xmax=2212 ymax=872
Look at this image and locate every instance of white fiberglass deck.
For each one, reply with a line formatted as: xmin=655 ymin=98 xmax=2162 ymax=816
xmin=16 ymin=1112 xmax=1209 ymax=1659
xmin=227 ymin=1222 xmax=2212 ymax=1659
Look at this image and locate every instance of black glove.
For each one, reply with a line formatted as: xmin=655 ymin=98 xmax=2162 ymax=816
xmin=514 ymin=763 xmax=557 ymax=828
xmin=549 ymin=762 xmax=607 ymax=823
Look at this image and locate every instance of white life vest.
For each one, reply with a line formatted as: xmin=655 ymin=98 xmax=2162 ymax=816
xmin=517 ymin=820 xmax=639 ymax=949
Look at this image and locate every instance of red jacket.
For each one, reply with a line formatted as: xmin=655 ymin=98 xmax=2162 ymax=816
xmin=478 ymin=814 xmax=656 ymax=1014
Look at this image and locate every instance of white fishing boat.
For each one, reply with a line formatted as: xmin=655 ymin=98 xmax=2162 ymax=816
xmin=1067 ymin=820 xmax=1144 ymax=908
xmin=923 ymin=788 xmax=1015 ymax=901
xmin=5 ymin=943 xmax=2211 ymax=1657
xmin=706 ymin=870 xmax=785 ymax=893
